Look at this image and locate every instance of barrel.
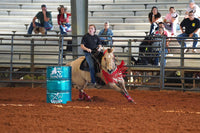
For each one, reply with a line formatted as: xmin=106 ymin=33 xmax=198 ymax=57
xmin=46 ymin=66 xmax=72 ymax=104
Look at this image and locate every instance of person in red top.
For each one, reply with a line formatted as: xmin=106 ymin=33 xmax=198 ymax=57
xmin=57 ymin=5 xmax=71 ymax=35
xmin=153 ymin=26 xmax=169 ymax=66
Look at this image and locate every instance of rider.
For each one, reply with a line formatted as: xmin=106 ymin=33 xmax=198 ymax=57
xmin=81 ymin=24 xmax=102 ymax=88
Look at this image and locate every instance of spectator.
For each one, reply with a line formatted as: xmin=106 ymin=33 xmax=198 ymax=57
xmin=177 ymin=11 xmax=200 ymax=53
xmin=57 ymin=5 xmax=71 ymax=35
xmin=163 ymin=7 xmax=179 ymax=36
xmin=185 ymin=0 xmax=200 ymax=19
xmin=157 ymin=22 xmax=170 ymax=52
xmin=153 ymin=27 xmax=168 ymax=66
xmin=26 ymin=4 xmax=53 ymax=36
xmin=81 ymin=24 xmax=102 ymax=88
xmin=98 ymin=21 xmax=113 ymax=46
xmin=148 ymin=6 xmax=162 ymax=35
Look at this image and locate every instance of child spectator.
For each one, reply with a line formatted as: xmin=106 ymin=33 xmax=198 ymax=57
xmin=163 ymin=7 xmax=179 ymax=36
xmin=57 ymin=5 xmax=71 ymax=35
xmin=153 ymin=27 xmax=168 ymax=66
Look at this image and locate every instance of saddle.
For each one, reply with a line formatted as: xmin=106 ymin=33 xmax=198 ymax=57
xmin=80 ymin=50 xmax=104 ymax=73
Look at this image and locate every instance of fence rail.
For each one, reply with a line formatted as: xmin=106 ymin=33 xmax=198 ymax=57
xmin=0 ymin=34 xmax=200 ymax=91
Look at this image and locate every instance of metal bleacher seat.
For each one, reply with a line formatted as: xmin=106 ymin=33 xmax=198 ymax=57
xmin=0 ymin=0 xmax=190 ymax=36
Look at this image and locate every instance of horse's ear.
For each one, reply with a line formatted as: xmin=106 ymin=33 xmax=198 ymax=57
xmin=103 ymin=47 xmax=105 ymax=51
xmin=111 ymin=47 xmax=114 ymax=53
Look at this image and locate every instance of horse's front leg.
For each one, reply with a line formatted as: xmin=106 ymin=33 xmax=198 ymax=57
xmin=109 ymin=81 xmax=136 ymax=103
xmin=118 ymin=79 xmax=129 ymax=95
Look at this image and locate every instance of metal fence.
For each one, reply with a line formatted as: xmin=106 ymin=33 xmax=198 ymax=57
xmin=0 ymin=34 xmax=200 ymax=91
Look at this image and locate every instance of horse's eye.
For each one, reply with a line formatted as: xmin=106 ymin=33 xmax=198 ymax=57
xmin=104 ymin=58 xmax=106 ymax=60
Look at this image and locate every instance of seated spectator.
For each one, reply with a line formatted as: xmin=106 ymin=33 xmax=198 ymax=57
xmin=148 ymin=6 xmax=162 ymax=35
xmin=26 ymin=4 xmax=53 ymax=36
xmin=57 ymin=5 xmax=71 ymax=35
xmin=185 ymin=0 xmax=200 ymax=19
xmin=153 ymin=27 xmax=168 ymax=66
xmin=98 ymin=21 xmax=113 ymax=46
xmin=177 ymin=11 xmax=200 ymax=53
xmin=163 ymin=7 xmax=179 ymax=36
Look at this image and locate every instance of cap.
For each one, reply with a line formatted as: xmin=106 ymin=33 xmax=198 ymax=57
xmin=189 ymin=0 xmax=195 ymax=3
xmin=41 ymin=4 xmax=46 ymax=8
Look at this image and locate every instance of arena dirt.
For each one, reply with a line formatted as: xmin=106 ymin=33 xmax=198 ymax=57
xmin=0 ymin=87 xmax=200 ymax=133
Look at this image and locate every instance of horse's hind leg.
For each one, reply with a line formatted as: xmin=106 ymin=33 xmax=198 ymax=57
xmin=78 ymin=82 xmax=91 ymax=101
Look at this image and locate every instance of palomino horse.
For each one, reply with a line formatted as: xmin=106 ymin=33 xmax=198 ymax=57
xmin=67 ymin=48 xmax=135 ymax=103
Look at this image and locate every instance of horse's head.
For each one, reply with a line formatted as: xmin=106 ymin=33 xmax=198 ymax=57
xmin=101 ymin=48 xmax=116 ymax=74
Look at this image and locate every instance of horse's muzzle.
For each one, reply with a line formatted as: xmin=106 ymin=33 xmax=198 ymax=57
xmin=107 ymin=69 xmax=114 ymax=74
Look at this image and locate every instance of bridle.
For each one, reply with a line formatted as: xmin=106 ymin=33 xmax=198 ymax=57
xmin=91 ymin=49 xmax=117 ymax=74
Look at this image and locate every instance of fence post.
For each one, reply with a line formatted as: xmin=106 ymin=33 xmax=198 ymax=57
xmin=160 ymin=36 xmax=166 ymax=90
xmin=58 ymin=35 xmax=64 ymax=66
xmin=9 ymin=35 xmax=14 ymax=82
xmin=128 ymin=39 xmax=132 ymax=90
xmin=180 ymin=39 xmax=185 ymax=89
xmin=60 ymin=35 xmax=64 ymax=66
xmin=30 ymin=39 xmax=35 ymax=88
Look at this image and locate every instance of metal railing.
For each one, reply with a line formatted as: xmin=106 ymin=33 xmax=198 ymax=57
xmin=0 ymin=34 xmax=200 ymax=91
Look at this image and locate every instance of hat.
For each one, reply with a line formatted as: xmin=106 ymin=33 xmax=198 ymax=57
xmin=189 ymin=0 xmax=195 ymax=3
xmin=57 ymin=5 xmax=67 ymax=12
xmin=41 ymin=4 xmax=46 ymax=8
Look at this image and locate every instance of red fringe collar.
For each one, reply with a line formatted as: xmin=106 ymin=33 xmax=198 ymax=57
xmin=102 ymin=60 xmax=127 ymax=84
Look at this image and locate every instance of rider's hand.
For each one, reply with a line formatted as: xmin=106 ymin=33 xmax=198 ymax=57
xmin=97 ymin=47 xmax=102 ymax=52
xmin=33 ymin=23 xmax=36 ymax=28
xmin=87 ymin=48 xmax=92 ymax=53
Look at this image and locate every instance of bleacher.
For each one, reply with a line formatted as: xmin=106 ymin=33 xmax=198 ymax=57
xmin=0 ymin=0 xmax=193 ymax=35
xmin=0 ymin=0 xmax=200 ymax=67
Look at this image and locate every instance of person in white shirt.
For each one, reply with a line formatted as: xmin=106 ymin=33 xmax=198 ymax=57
xmin=185 ymin=0 xmax=200 ymax=19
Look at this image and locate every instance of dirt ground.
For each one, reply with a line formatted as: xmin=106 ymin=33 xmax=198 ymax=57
xmin=0 ymin=87 xmax=200 ymax=133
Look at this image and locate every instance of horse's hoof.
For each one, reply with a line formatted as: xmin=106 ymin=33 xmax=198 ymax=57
xmin=86 ymin=99 xmax=92 ymax=102
xmin=130 ymin=100 xmax=136 ymax=104
xmin=84 ymin=95 xmax=92 ymax=102
xmin=77 ymin=98 xmax=84 ymax=101
xmin=128 ymin=98 xmax=136 ymax=104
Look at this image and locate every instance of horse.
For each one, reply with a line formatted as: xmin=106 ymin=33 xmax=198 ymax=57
xmin=66 ymin=48 xmax=135 ymax=103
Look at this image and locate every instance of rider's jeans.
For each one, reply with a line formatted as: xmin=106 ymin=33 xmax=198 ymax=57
xmin=84 ymin=52 xmax=96 ymax=83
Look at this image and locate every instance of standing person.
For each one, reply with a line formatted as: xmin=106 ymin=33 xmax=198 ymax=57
xmin=153 ymin=27 xmax=169 ymax=66
xmin=157 ymin=22 xmax=170 ymax=52
xmin=163 ymin=7 xmax=179 ymax=36
xmin=185 ymin=0 xmax=200 ymax=19
xmin=81 ymin=24 xmax=102 ymax=87
xmin=98 ymin=21 xmax=113 ymax=46
xmin=148 ymin=6 xmax=162 ymax=35
xmin=57 ymin=5 xmax=71 ymax=35
xmin=26 ymin=4 xmax=53 ymax=36
xmin=177 ymin=11 xmax=200 ymax=53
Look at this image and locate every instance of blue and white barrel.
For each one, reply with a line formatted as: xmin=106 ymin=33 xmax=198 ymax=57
xmin=46 ymin=66 xmax=72 ymax=104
